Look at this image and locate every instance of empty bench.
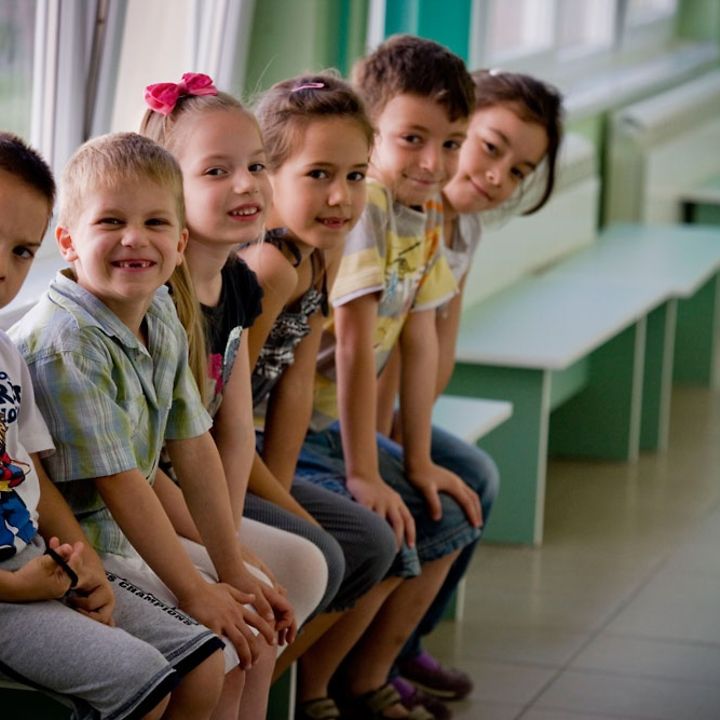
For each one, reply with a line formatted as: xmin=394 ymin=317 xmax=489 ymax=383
xmin=448 ymin=222 xmax=720 ymax=547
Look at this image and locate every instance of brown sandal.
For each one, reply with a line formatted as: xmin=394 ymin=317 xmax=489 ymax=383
xmin=355 ymin=683 xmax=435 ymax=719
xmin=296 ymin=697 xmax=342 ymax=719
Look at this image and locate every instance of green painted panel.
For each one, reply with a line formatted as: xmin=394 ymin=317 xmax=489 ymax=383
xmin=0 ymin=689 xmax=70 ymax=718
xmin=268 ymin=666 xmax=293 ymax=720
xmin=692 ymin=204 xmax=720 ymax=225
xmin=447 ymin=364 xmax=550 ymax=545
xmin=339 ymin=0 xmax=369 ymax=75
xmin=673 ymin=274 xmax=720 ymax=386
xmin=549 ymin=321 xmax=645 ymax=461
xmin=416 ymin=0 xmax=473 ymax=60
xmin=549 ymin=358 xmax=588 ymax=411
xmin=678 ymin=0 xmax=720 ymax=42
xmin=385 ymin=0 xmax=419 ymax=35
xmin=245 ymin=0 xmax=343 ymax=94
xmin=641 ymin=301 xmax=676 ymax=451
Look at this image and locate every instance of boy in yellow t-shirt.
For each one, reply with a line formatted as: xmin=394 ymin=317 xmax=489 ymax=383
xmin=300 ymin=35 xmax=499 ymax=719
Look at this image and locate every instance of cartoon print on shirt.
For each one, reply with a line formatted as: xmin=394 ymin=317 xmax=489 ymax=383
xmin=0 ymin=374 xmax=34 ymax=560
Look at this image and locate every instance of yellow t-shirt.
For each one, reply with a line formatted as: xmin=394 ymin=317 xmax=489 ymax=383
xmin=312 ymin=180 xmax=457 ymax=427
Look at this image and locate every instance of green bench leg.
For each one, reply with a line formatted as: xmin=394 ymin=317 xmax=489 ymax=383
xmin=0 ymin=688 xmax=71 ymax=718
xmin=268 ymin=663 xmax=296 ymax=720
xmin=640 ymin=300 xmax=676 ymax=451
xmin=549 ymin=320 xmax=645 ymax=461
xmin=448 ymin=365 xmax=550 ymax=546
xmin=673 ymin=274 xmax=720 ymax=387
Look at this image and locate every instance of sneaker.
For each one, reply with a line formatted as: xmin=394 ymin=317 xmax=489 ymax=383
xmin=397 ymin=650 xmax=473 ymax=701
xmin=391 ymin=676 xmax=452 ymax=720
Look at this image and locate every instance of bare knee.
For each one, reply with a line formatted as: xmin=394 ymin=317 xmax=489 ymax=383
xmin=171 ymin=647 xmax=225 ymax=718
xmin=141 ymin=693 xmax=170 ymax=720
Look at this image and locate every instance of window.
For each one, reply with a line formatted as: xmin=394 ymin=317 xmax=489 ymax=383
xmin=0 ymin=0 xmax=36 ymax=137
xmin=485 ymin=0 xmax=555 ymax=63
xmin=626 ymin=0 xmax=679 ymax=26
xmin=558 ymin=0 xmax=616 ymax=56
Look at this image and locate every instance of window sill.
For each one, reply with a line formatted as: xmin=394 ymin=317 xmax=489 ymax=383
xmin=563 ymin=41 xmax=720 ymax=121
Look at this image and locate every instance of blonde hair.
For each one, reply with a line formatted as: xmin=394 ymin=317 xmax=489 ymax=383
xmin=58 ymin=132 xmax=184 ymax=227
xmin=140 ymin=90 xmax=255 ymax=407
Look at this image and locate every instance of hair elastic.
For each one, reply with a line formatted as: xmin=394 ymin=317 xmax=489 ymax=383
xmin=291 ymin=82 xmax=325 ymax=92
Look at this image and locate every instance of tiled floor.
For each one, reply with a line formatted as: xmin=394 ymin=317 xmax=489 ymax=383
xmin=426 ymin=382 xmax=720 ymax=720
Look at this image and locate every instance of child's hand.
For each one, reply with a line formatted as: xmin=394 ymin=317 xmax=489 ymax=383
xmin=48 ymin=538 xmax=116 ymax=626
xmin=10 ymin=542 xmax=79 ymax=601
xmin=407 ymin=462 xmax=483 ymax=528
xmin=222 ymin=563 xmax=296 ymax=645
xmin=177 ymin=581 xmax=273 ymax=669
xmin=241 ymin=546 xmax=278 ymax=588
xmin=346 ymin=475 xmax=416 ymax=549
xmin=261 ymin=581 xmax=297 ymax=646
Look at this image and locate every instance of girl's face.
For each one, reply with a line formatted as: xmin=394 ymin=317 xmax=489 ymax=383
xmin=268 ymin=116 xmax=369 ymax=250
xmin=444 ymin=103 xmax=548 ymax=214
xmin=175 ymin=108 xmax=272 ymax=248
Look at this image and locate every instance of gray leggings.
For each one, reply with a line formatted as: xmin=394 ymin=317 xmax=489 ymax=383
xmin=0 ymin=538 xmax=222 ymax=720
xmin=244 ymin=478 xmax=397 ymax=613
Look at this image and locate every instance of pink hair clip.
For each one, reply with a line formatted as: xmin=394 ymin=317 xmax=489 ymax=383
xmin=144 ymin=72 xmax=218 ymax=116
xmin=291 ymin=82 xmax=325 ymax=92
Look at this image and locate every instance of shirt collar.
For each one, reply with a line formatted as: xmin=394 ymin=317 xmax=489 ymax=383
xmin=48 ymin=269 xmax=172 ymax=351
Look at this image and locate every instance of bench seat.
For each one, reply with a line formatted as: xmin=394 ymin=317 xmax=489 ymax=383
xmin=432 ymin=395 xmax=513 ymax=444
xmin=448 ymin=222 xmax=720 ymax=546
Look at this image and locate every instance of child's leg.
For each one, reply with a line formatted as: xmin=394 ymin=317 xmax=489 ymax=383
xmin=244 ymin=491 xmax=346 ymax=616
xmin=343 ymin=552 xmax=460 ymax=698
xmin=163 ymin=649 xmax=225 ymax=719
xmin=301 ymin=426 xmax=480 ymax=715
xmin=385 ymin=426 xmax=498 ymax=681
xmin=239 ymin=515 xmax=329 ymax=629
xmin=209 ymin=668 xmax=244 ymax=720
xmin=235 ymin=635 xmax=275 ymax=719
xmin=0 ymin=553 xmax=225 ymax=720
xmin=297 ymin=576 xmax=401 ymax=702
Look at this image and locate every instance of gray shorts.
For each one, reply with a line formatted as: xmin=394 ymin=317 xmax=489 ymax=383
xmin=0 ymin=537 xmax=223 ymax=720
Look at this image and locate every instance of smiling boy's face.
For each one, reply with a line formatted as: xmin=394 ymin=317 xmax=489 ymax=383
xmin=0 ymin=169 xmax=50 ymax=310
xmin=369 ymin=94 xmax=467 ymax=208
xmin=56 ymin=177 xmax=187 ymax=324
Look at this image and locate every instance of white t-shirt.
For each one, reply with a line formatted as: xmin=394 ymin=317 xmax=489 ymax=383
xmin=443 ymin=212 xmax=483 ymax=284
xmin=0 ymin=331 xmax=54 ymax=561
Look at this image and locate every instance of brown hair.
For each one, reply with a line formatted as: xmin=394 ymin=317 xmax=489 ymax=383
xmin=140 ymin=92 xmax=254 ymax=405
xmin=472 ymin=70 xmax=564 ymax=215
xmin=254 ymin=71 xmax=373 ymax=171
xmin=0 ymin=132 xmax=55 ymax=216
xmin=352 ymin=34 xmax=474 ymax=123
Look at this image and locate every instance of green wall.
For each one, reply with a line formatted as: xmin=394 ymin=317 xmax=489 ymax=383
xmin=678 ymin=0 xmax=720 ymax=43
xmin=244 ymin=0 xmax=367 ymax=94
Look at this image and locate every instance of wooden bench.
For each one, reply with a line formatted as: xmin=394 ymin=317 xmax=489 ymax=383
xmin=448 ymin=222 xmax=720 ymax=547
xmin=549 ymin=223 xmax=720 ymax=393
xmin=680 ymin=175 xmax=720 ymax=224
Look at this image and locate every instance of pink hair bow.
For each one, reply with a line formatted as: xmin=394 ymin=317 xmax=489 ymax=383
xmin=144 ymin=72 xmax=218 ymax=116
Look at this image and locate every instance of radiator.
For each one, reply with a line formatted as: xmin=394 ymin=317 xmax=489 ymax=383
xmin=605 ymin=69 xmax=720 ymax=224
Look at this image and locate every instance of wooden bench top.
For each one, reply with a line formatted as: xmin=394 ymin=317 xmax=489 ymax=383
xmin=550 ymin=223 xmax=720 ymax=297
xmin=457 ymin=223 xmax=720 ymax=372
xmin=456 ymin=272 xmax=665 ymax=371
xmin=432 ymin=395 xmax=513 ymax=444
